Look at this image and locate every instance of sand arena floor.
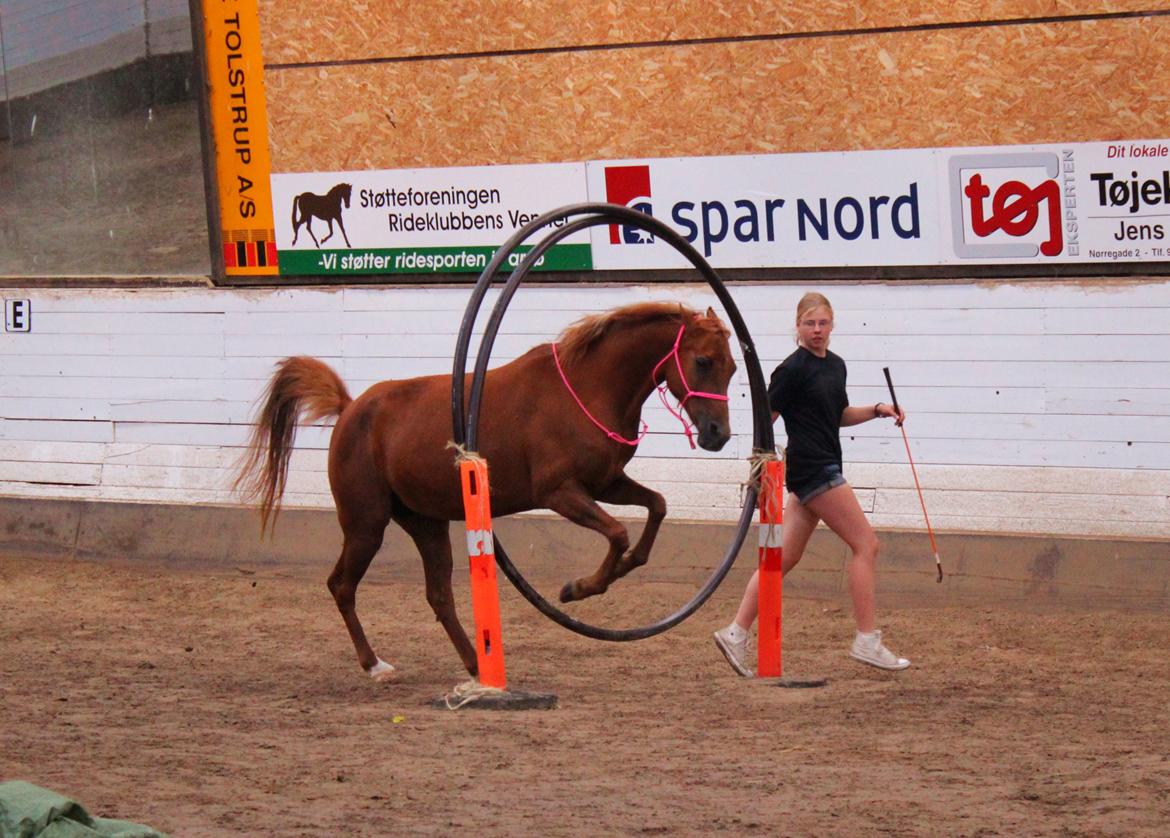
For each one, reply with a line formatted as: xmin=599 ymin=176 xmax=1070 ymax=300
xmin=2 ymin=552 xmax=1168 ymax=836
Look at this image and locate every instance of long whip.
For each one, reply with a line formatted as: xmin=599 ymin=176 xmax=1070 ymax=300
xmin=883 ymin=367 xmax=943 ymax=583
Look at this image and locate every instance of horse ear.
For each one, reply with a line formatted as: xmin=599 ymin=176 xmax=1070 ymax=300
xmin=706 ymin=307 xmax=716 ymax=319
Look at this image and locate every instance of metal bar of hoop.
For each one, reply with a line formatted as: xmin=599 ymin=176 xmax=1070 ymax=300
xmin=450 ymin=202 xmax=776 ymax=641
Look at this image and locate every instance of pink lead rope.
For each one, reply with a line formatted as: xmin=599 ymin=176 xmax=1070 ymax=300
xmin=552 ymin=323 xmax=730 ymax=449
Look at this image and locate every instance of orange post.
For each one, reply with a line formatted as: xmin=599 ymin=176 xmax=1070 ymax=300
xmin=459 ymin=458 xmax=507 ymax=689
xmin=757 ymin=459 xmax=784 ymax=678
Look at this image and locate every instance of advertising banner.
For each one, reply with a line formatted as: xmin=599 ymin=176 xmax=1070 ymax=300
xmin=203 ymin=0 xmax=279 ymax=276
xmin=586 ymin=140 xmax=1170 ymax=270
xmin=271 ymin=163 xmax=591 ymax=276
xmin=264 ymin=139 xmax=1168 ymax=277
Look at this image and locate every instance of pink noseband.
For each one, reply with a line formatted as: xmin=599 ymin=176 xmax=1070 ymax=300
xmin=651 ymin=324 xmax=730 ymax=449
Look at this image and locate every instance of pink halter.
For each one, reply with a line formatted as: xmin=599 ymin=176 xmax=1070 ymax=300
xmin=552 ymin=321 xmax=730 ymax=449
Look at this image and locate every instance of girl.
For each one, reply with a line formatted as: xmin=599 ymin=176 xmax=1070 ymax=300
xmin=714 ymin=292 xmax=910 ymax=674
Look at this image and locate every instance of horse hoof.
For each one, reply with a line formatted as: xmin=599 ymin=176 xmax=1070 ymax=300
xmin=558 ymin=581 xmax=577 ymax=603
xmin=366 ymin=659 xmax=398 ymax=683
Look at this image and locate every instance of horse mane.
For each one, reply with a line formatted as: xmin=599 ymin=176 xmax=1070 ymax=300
xmin=557 ymin=301 xmax=698 ymax=364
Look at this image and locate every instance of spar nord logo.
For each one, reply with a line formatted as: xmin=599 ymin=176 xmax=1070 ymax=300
xmin=950 ymin=153 xmax=1064 ymax=258
xmin=603 ymin=161 xmax=921 ymax=258
xmin=604 ymin=165 xmax=654 ymax=244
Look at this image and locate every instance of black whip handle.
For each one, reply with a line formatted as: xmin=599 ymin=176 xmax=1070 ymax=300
xmin=882 ymin=366 xmax=900 ymax=413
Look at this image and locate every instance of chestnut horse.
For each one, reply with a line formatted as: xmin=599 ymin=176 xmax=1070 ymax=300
xmin=235 ymin=302 xmax=736 ymax=681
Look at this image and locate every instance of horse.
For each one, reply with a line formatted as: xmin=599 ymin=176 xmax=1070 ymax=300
xmin=291 ymin=182 xmax=352 ymax=247
xmin=234 ymin=301 xmax=737 ymax=681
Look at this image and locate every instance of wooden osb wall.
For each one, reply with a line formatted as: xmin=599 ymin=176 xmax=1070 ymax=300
xmin=256 ymin=1 xmax=1169 ymax=173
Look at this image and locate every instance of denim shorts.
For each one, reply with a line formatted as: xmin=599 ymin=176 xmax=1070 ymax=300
xmin=790 ymin=463 xmax=847 ymax=505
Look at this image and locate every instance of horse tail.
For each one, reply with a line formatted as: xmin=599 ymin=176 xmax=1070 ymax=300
xmin=234 ymin=356 xmax=352 ymax=536
xmin=291 ymin=194 xmax=302 ymax=227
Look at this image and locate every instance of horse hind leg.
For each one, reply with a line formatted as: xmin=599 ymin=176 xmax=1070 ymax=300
xmin=395 ymin=511 xmax=478 ymax=677
xmin=328 ymin=510 xmax=396 ymax=681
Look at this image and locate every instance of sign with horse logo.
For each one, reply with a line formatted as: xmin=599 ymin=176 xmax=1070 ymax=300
xmin=270 ymin=163 xmax=590 ymax=276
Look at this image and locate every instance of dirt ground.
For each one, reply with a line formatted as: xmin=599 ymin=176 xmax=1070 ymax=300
xmin=2 ymin=552 xmax=1168 ymax=837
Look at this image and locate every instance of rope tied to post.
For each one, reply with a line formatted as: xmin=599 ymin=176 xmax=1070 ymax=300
xmin=744 ymin=449 xmax=783 ymax=520
xmin=448 ymin=442 xmax=493 ymax=556
xmin=446 ymin=441 xmax=485 ymax=467
xmin=441 ymin=677 xmax=509 ymax=710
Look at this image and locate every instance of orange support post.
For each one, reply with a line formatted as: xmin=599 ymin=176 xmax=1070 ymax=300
xmin=459 ymin=457 xmax=507 ymax=689
xmin=757 ymin=459 xmax=784 ymax=678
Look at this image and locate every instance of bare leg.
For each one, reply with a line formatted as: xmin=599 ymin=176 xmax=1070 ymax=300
xmin=805 ymin=483 xmax=879 ymax=633
xmin=732 ymin=491 xmax=820 ymax=630
xmin=597 ymin=473 xmax=666 ymax=580
xmin=395 ymin=511 xmax=478 ymax=677
xmin=544 ymin=479 xmax=631 ymax=603
xmin=731 ymin=571 xmax=760 ymax=631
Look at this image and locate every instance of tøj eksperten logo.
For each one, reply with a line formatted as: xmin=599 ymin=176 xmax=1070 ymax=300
xmin=291 ymin=182 xmax=353 ymax=248
xmin=949 ymin=153 xmax=1063 ymax=258
xmin=604 ymin=165 xmax=654 ymax=244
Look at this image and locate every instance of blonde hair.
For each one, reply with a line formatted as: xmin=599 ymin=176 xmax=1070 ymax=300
xmin=794 ymin=292 xmax=833 ymax=344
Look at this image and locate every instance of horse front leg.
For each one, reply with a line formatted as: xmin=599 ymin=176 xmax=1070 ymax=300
xmin=597 ymin=473 xmax=666 ymax=580
xmin=543 ymin=479 xmax=630 ymax=603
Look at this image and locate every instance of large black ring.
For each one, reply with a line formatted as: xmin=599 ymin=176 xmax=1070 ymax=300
xmin=451 ymin=202 xmax=774 ymax=641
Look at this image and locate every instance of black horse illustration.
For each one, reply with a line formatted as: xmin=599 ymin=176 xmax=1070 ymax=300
xmin=291 ymin=183 xmax=353 ymax=247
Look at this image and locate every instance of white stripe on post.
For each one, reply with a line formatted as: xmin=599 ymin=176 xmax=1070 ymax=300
xmin=465 ymin=528 xmax=494 ymax=557
xmin=758 ymin=523 xmax=783 ymax=549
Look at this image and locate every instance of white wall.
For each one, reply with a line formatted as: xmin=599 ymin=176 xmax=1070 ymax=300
xmin=2 ymin=279 xmax=1169 ymax=539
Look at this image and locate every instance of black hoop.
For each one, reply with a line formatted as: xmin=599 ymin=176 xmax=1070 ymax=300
xmin=451 ymin=202 xmax=775 ymax=641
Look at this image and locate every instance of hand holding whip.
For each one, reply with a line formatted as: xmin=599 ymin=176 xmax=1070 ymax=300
xmin=882 ymin=367 xmax=943 ymax=583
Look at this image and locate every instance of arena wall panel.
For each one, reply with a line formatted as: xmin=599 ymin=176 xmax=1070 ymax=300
xmin=263 ymin=15 xmax=1169 ymax=172
xmin=2 ymin=281 xmax=1169 ymax=541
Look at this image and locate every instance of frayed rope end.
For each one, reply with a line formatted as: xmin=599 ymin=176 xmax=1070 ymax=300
xmin=446 ymin=441 xmax=487 ymax=469
xmin=741 ymin=448 xmax=783 ymax=504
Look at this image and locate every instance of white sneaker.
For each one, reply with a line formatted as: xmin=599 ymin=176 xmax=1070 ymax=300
xmin=713 ymin=626 xmax=754 ymax=677
xmin=850 ymin=630 xmax=910 ymax=671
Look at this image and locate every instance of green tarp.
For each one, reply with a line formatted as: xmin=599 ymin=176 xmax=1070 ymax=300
xmin=0 ymin=781 xmax=166 ymax=838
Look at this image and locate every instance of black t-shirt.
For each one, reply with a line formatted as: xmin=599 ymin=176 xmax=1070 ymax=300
xmin=766 ymin=346 xmax=849 ymax=490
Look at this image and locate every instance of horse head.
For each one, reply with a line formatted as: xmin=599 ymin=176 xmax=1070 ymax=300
xmin=339 ymin=183 xmax=353 ymax=209
xmin=661 ymin=307 xmax=735 ymax=451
